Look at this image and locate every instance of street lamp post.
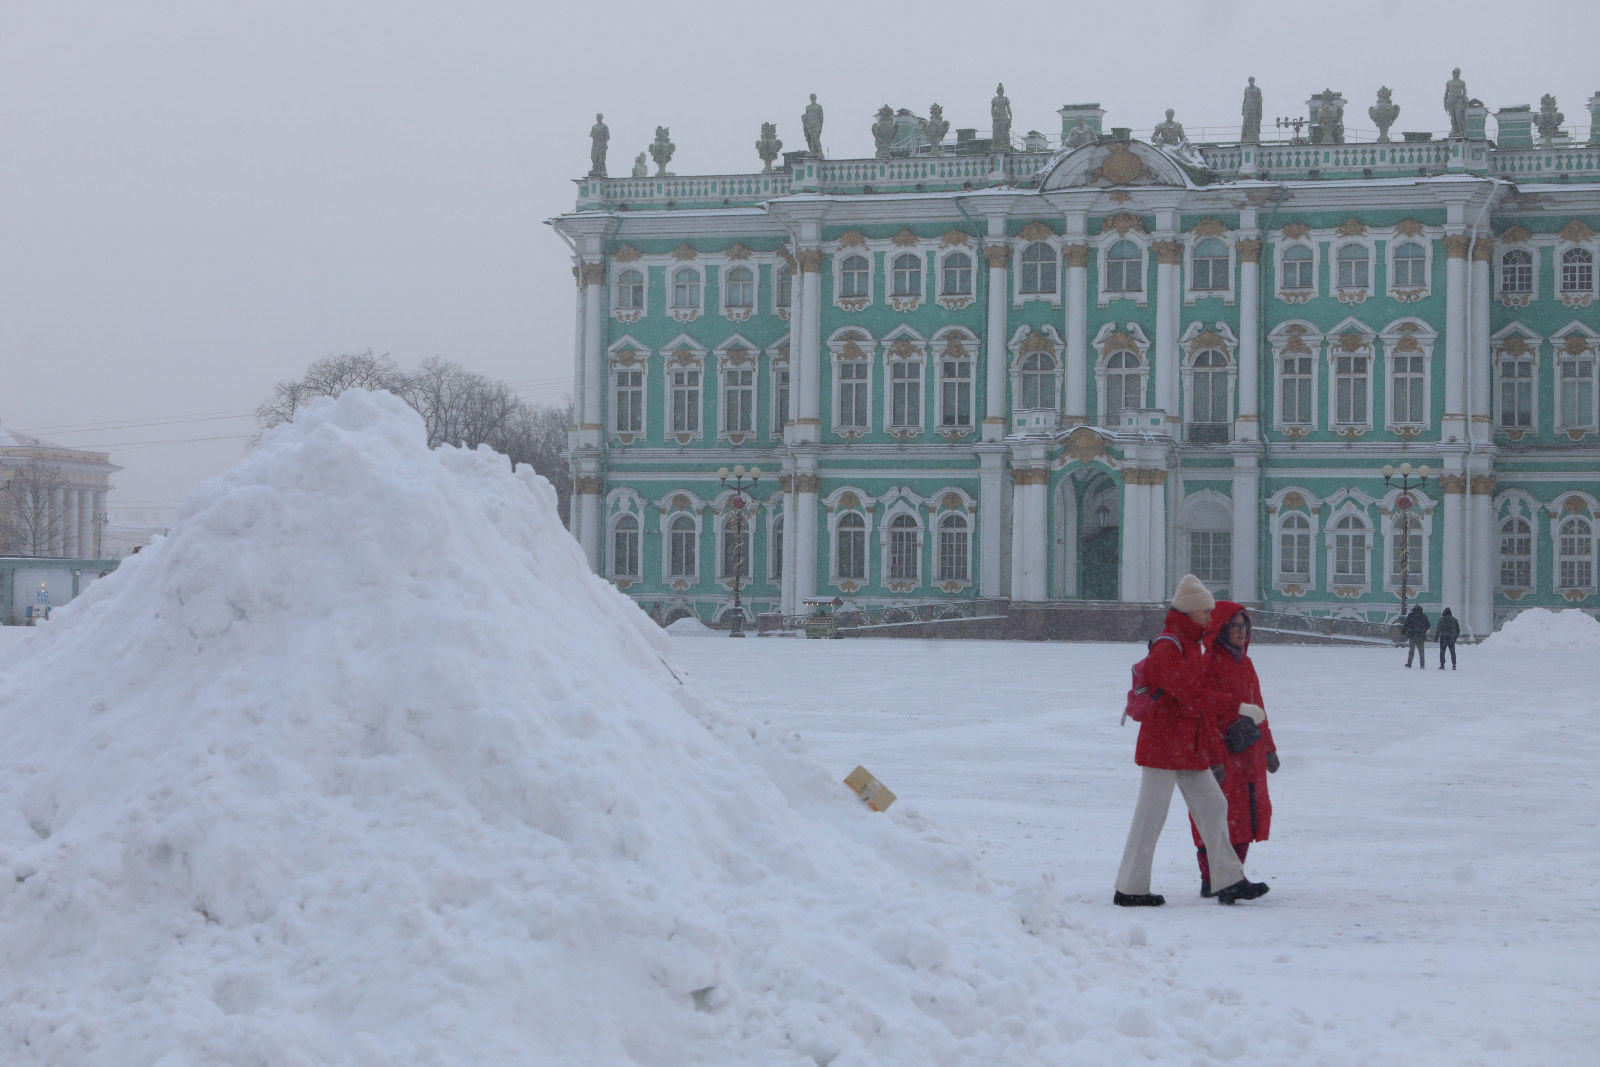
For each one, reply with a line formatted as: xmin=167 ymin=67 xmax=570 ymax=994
xmin=717 ymin=464 xmax=761 ymax=638
xmin=1380 ymin=462 xmax=1431 ymax=620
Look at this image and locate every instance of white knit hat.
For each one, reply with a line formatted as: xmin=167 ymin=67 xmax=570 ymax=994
xmin=1170 ymin=573 xmax=1215 ymax=614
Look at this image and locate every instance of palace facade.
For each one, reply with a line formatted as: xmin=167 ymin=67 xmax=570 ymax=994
xmin=550 ymin=93 xmax=1600 ymax=637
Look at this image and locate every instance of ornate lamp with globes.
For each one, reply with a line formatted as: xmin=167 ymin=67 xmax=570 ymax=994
xmin=1381 ymin=462 xmax=1430 ymax=619
xmin=716 ymin=465 xmax=761 ymax=637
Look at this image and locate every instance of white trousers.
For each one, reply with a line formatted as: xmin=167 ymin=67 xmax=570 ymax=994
xmin=1115 ymin=767 xmax=1246 ymax=895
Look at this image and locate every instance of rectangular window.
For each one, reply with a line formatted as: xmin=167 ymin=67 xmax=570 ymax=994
xmin=1334 ymin=532 xmax=1367 ymax=584
xmin=1499 ymin=358 xmax=1534 ymax=428
xmin=668 ymin=523 xmax=696 ymax=578
xmin=1334 ymin=355 xmax=1368 ymax=425
xmin=612 ymin=524 xmax=639 ymax=578
xmin=1500 ymin=523 xmax=1531 ymax=589
xmin=937 ymin=522 xmax=969 ymax=581
xmin=837 ymin=526 xmax=866 ymax=580
xmin=1280 ymin=526 xmax=1311 ymax=582
xmin=776 ymin=267 xmax=793 ymax=309
xmin=838 ymin=362 xmax=868 ymax=429
xmin=1337 ymin=252 xmax=1369 ymax=289
xmin=1391 ymin=354 xmax=1426 ymax=425
xmin=891 ymin=362 xmax=921 ymax=428
xmin=1558 ymin=358 xmax=1595 ymax=430
xmin=670 ymin=368 xmax=700 ymax=434
xmin=722 ymin=368 xmax=754 ymax=434
xmin=888 ymin=526 xmax=918 ymax=581
xmin=614 ymin=368 xmax=643 ymax=434
xmin=940 ymin=358 xmax=972 ymax=427
xmin=1190 ymin=531 xmax=1232 ymax=586
xmin=773 ymin=367 xmax=790 ymax=434
xmin=1281 ymin=355 xmax=1314 ymax=425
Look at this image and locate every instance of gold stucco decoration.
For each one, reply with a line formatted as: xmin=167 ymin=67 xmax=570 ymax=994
xmin=1018 ymin=220 xmax=1056 ymax=242
xmin=839 ymin=339 xmax=868 ymax=361
xmin=1190 ymin=218 xmax=1228 ymax=237
xmin=1020 ymin=330 xmax=1056 ymax=355
xmin=1562 ymin=495 xmax=1589 ymax=514
xmin=1437 ymin=474 xmax=1467 ymax=494
xmin=1392 ymin=333 xmax=1422 ymax=353
xmin=1563 ymin=333 xmax=1594 ymax=355
xmin=1281 ymin=222 xmax=1311 ymax=240
xmin=889 ymin=338 xmax=919 ymax=360
xmin=1471 ymin=476 xmax=1498 ymax=496
xmin=1010 ymin=468 xmax=1049 ymax=486
xmin=724 ymin=243 xmax=752 ymax=260
xmin=1064 ymin=426 xmax=1107 ymax=462
xmin=1123 ymin=468 xmax=1167 ymax=486
xmin=1100 ymin=329 xmax=1138 ymax=357
xmin=941 ymin=492 xmax=964 ymax=510
xmin=670 ymin=493 xmax=692 ymax=510
xmin=1559 ymin=220 xmax=1597 ymax=244
xmin=1336 ymin=218 xmax=1367 ymax=237
xmin=1337 ymin=332 xmax=1369 ymax=352
xmin=1393 ymin=219 xmax=1426 ymax=238
xmin=1497 ymin=224 xmax=1533 ymax=244
xmin=1442 ymin=234 xmax=1471 ymax=258
xmin=1472 ymin=239 xmax=1496 ymax=262
xmin=1501 ymin=335 xmax=1530 ymax=357
xmin=794 ymin=475 xmax=821 ymax=493
xmin=670 ymin=242 xmax=699 ymax=260
xmin=581 ymin=262 xmax=607 ymax=286
xmin=1153 ymin=240 xmax=1183 ymax=265
xmin=940 ymin=336 xmax=970 ymax=359
xmin=1062 ymin=244 xmax=1091 ymax=268
xmin=575 ymin=476 xmax=604 ymax=495
xmin=891 ymin=228 xmax=921 ymax=247
xmin=612 ymin=245 xmax=642 ymax=262
xmin=669 ymin=348 xmax=698 ymax=366
xmin=1282 ymin=491 xmax=1307 ymax=510
xmin=1101 ymin=213 xmax=1146 ymax=236
xmin=776 ymin=243 xmax=797 ymax=269
xmin=1186 ymin=329 xmax=1228 ymax=356
xmin=836 ymin=230 xmax=867 ymax=248
xmin=1090 ymin=142 xmax=1147 ymax=185
xmin=796 ymin=249 xmax=825 ymax=273
xmin=721 ymin=346 xmax=752 ymax=366
xmin=838 ymin=491 xmax=860 ymax=509
xmin=983 ymin=245 xmax=1013 ymax=269
xmin=940 ymin=229 xmax=971 ymax=247
xmin=1237 ymin=238 xmax=1262 ymax=263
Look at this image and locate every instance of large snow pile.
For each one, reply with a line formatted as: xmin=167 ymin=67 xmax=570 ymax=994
xmin=1482 ymin=607 xmax=1600 ymax=651
xmin=0 ymin=391 xmax=1306 ymax=1065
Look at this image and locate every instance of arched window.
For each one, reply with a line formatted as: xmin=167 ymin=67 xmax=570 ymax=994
xmin=891 ymin=253 xmax=922 ymax=298
xmin=887 ymin=514 xmax=919 ymax=581
xmin=840 ymin=255 xmax=870 ymax=299
xmin=937 ymin=513 xmax=969 ymax=582
xmin=1336 ymin=244 xmax=1369 ymax=289
xmin=1558 ymin=515 xmax=1594 ymax=591
xmin=941 ymin=252 xmax=972 ymax=296
xmin=668 ymin=515 xmax=697 ymax=578
xmin=775 ymin=265 xmax=793 ymax=309
xmin=615 ymin=269 xmax=644 ymax=311
xmin=1501 ymin=249 xmax=1533 ymax=294
xmin=671 ymin=268 xmax=700 ymax=309
xmin=611 ymin=515 xmax=640 ymax=578
xmin=1499 ymin=516 xmax=1532 ymax=590
xmin=1105 ymin=240 xmax=1142 ymax=293
xmin=1191 ymin=237 xmax=1229 ymax=291
xmin=1331 ymin=514 xmax=1368 ymax=584
xmin=725 ymin=266 xmax=754 ymax=309
xmin=1020 ymin=242 xmax=1056 ymax=294
xmin=1279 ymin=512 xmax=1311 ymax=584
xmin=1103 ymin=350 xmax=1145 ymax=421
xmin=835 ymin=513 xmax=866 ymax=580
xmin=1282 ymin=245 xmax=1314 ymax=290
xmin=1561 ymin=248 xmax=1594 ymax=294
xmin=1392 ymin=242 xmax=1427 ymax=288
xmin=1020 ymin=352 xmax=1057 ymax=410
xmin=1191 ymin=349 xmax=1230 ymax=425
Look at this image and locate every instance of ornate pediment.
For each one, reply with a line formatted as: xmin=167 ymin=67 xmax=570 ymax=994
xmin=670 ymin=242 xmax=699 ymax=260
xmin=836 ymin=229 xmax=868 ymax=248
xmin=1017 ymin=220 xmax=1056 ymax=242
xmin=1559 ymin=219 xmax=1596 ymax=244
xmin=891 ymin=228 xmax=920 ymax=247
xmin=1040 ymin=138 xmax=1196 ymax=192
xmin=1497 ymin=224 xmax=1533 ymax=244
xmin=1100 ymin=213 xmax=1146 ymax=236
xmin=1189 ymin=218 xmax=1229 ymax=237
xmin=940 ymin=229 xmax=971 ymax=247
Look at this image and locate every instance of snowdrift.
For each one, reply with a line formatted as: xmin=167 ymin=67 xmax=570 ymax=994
xmin=1483 ymin=607 xmax=1600 ymax=651
xmin=0 ymin=391 xmax=1300 ymax=1065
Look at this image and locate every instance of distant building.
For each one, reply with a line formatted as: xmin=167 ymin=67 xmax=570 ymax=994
xmin=549 ymin=87 xmax=1600 ymax=637
xmin=0 ymin=421 xmax=119 ymax=559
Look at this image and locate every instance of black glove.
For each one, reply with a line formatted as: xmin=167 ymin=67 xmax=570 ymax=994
xmin=1211 ymin=764 xmax=1226 ymax=784
xmin=1266 ymin=751 xmax=1280 ymax=774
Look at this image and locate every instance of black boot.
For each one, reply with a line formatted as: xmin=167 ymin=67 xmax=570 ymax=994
xmin=1200 ymin=878 xmax=1212 ymax=898
xmin=1113 ymin=891 xmax=1165 ymax=907
xmin=1214 ymin=879 xmax=1270 ymax=905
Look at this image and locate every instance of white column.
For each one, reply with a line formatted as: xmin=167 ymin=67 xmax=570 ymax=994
xmin=570 ymin=268 xmax=587 ymax=436
xmin=794 ymin=471 xmax=818 ymax=604
xmin=1470 ymin=242 xmax=1494 ymax=446
xmin=983 ymin=245 xmax=1011 ymax=441
xmin=1231 ymin=458 xmax=1260 ymax=602
xmin=1442 ymin=234 xmax=1469 ymax=440
xmin=1064 ymin=244 xmax=1090 ymax=423
xmin=795 ymin=249 xmax=825 ymax=443
xmin=1120 ymin=474 xmax=1148 ymax=603
xmin=1153 ymin=240 xmax=1182 ymax=429
xmin=780 ymin=476 xmax=798 ymax=615
xmin=1236 ymin=237 xmax=1262 ymax=441
xmin=1468 ymin=476 xmax=1496 ymax=638
xmin=978 ymin=448 xmax=1005 ymax=597
xmin=1440 ymin=474 xmax=1466 ymax=622
xmin=77 ymin=489 xmax=93 ymax=558
xmin=1147 ymin=473 xmax=1169 ymax=602
xmin=580 ymin=262 xmax=605 ymax=444
xmin=1009 ymin=470 xmax=1028 ymax=599
xmin=63 ymin=487 xmax=79 ymax=557
xmin=576 ymin=475 xmax=601 ymax=573
xmin=54 ymin=486 xmax=69 ymax=557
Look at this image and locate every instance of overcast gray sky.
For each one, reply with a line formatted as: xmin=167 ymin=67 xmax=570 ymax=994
xmin=4 ymin=0 xmax=1592 ymax=517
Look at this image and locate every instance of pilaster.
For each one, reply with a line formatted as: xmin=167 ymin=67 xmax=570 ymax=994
xmin=1439 ymin=470 xmax=1466 ymax=622
xmin=574 ymin=473 xmax=603 ymax=573
xmin=793 ymin=463 xmax=819 ymax=605
xmin=794 ymin=248 xmax=825 ymax=445
xmin=1442 ymin=233 xmax=1469 ymax=440
xmin=1064 ymin=242 xmax=1091 ymax=423
xmin=1467 ymin=474 xmax=1496 ymax=638
xmin=579 ymin=261 xmax=606 ymax=448
xmin=977 ymin=446 xmax=1007 ymax=597
xmin=1230 ymin=454 xmax=1260 ymax=602
xmin=1470 ymin=238 xmax=1494 ymax=446
xmin=1153 ymin=239 xmax=1183 ymax=428
xmin=1236 ymin=236 xmax=1262 ymax=441
xmin=983 ymin=244 xmax=1012 ymax=441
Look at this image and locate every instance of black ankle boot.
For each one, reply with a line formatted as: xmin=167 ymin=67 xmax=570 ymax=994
xmin=1200 ymin=878 xmax=1213 ymax=898
xmin=1214 ymin=879 xmax=1269 ymax=905
xmin=1113 ymin=891 xmax=1165 ymax=907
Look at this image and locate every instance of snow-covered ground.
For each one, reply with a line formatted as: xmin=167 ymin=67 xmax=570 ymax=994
xmin=1 ymin=390 xmax=1595 ymax=1066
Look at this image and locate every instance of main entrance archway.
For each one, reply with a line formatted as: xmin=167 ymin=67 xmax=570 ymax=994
xmin=1055 ymin=468 xmax=1120 ymax=601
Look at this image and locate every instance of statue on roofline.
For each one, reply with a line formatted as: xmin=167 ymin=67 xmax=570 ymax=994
xmin=1444 ymin=68 xmax=1469 ymax=138
xmin=588 ymin=113 xmax=609 ymax=177
xmin=1241 ymin=78 xmax=1262 ymax=144
xmin=802 ymin=93 xmax=824 ymax=156
xmin=1152 ymin=108 xmax=1186 ymax=146
xmin=991 ymin=83 xmax=1012 ymax=150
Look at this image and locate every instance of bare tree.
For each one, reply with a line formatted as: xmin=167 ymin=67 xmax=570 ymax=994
xmin=255 ymin=350 xmax=406 ymax=436
xmin=2 ymin=460 xmax=67 ymax=556
xmin=493 ymin=399 xmax=574 ymax=523
xmin=403 ymin=357 xmax=519 ymax=451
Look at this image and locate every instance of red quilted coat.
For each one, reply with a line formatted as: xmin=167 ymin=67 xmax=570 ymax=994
xmin=1189 ymin=601 xmax=1277 ymax=847
xmin=1134 ymin=609 xmax=1232 ymax=771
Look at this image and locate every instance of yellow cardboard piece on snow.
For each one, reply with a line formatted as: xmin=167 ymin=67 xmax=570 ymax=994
xmin=844 ymin=765 xmax=896 ymax=812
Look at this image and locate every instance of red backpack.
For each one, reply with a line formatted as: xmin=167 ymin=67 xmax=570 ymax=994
xmin=1122 ymin=634 xmax=1183 ymax=726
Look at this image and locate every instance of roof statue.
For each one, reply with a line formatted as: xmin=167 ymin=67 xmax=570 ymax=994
xmin=1369 ymin=86 xmax=1399 ymax=143
xmin=588 ymin=113 xmax=609 ymax=178
xmin=871 ymin=105 xmax=895 ymax=160
xmin=802 ymin=93 xmax=824 ymax=156
xmin=755 ymin=122 xmax=782 ymax=172
xmin=1151 ymin=108 xmax=1185 ymax=147
xmin=991 ymin=84 xmax=1012 ymax=150
xmin=1241 ymin=78 xmax=1262 ymax=144
xmin=925 ymin=103 xmax=949 ymax=155
xmin=1444 ymin=68 xmax=1469 ymax=138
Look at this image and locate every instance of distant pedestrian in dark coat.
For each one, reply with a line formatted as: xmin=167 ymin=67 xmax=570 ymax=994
xmin=1437 ymin=607 xmax=1460 ymax=670
xmin=1190 ymin=602 xmax=1279 ymax=896
xmin=1401 ymin=605 xmax=1431 ymax=668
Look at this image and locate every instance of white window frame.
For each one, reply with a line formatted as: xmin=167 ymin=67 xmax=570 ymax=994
xmin=1274 ymin=238 xmax=1319 ymax=304
xmin=606 ymin=491 xmax=646 ymax=583
xmin=668 ymin=264 xmax=704 ymax=322
xmin=607 ymin=340 xmax=649 ymax=440
xmin=1552 ymin=329 xmax=1599 ymax=436
xmin=1183 ymin=229 xmax=1236 ymax=304
xmin=1008 ymin=326 xmax=1065 ymax=419
xmin=888 ymin=250 xmax=925 ymax=311
xmin=1273 ymin=508 xmax=1316 ymax=592
xmin=718 ymin=360 xmax=756 ymax=440
xmin=834 ymin=249 xmax=874 ymax=311
xmin=1555 ymin=511 xmax=1596 ymax=594
xmin=880 ymin=508 xmax=924 ymax=588
xmin=720 ymin=262 xmax=757 ymax=322
xmin=1327 ymin=325 xmax=1376 ymax=435
xmin=1091 ymin=323 xmax=1152 ymax=427
xmin=1014 ymin=239 xmax=1062 ymax=305
xmin=1492 ymin=330 xmax=1541 ymax=436
xmin=662 ymin=339 xmax=707 ymax=443
xmin=1331 ymin=238 xmax=1374 ymax=303
xmin=828 ymin=329 xmax=875 ymax=440
xmin=935 ymin=246 xmax=976 ymax=309
xmin=767 ymin=509 xmax=784 ymax=581
xmin=767 ymin=343 xmax=791 ymax=441
xmin=662 ymin=510 xmax=702 ymax=583
xmin=1497 ymin=512 xmax=1534 ymax=595
xmin=1098 ymin=234 xmax=1150 ymax=306
xmin=933 ymin=328 xmax=976 ymax=432
xmin=612 ymin=267 xmax=646 ymax=322
xmin=1325 ymin=507 xmax=1372 ymax=593
xmin=771 ymin=261 xmax=794 ymax=319
xmin=1496 ymin=243 xmax=1538 ymax=307
xmin=882 ymin=330 xmax=927 ymax=437
xmin=1386 ymin=235 xmax=1434 ymax=301
xmin=830 ymin=508 xmax=869 ymax=585
xmin=934 ymin=509 xmax=972 ymax=587
xmin=1180 ymin=323 xmax=1239 ymax=440
xmin=1380 ymin=320 xmax=1437 ymax=435
xmin=1268 ymin=322 xmax=1322 ymax=435
xmin=1558 ymin=245 xmax=1598 ymax=307
xmin=1179 ymin=490 xmax=1233 ymax=594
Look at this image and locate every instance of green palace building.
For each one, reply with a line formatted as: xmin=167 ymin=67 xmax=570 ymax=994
xmin=549 ymin=83 xmax=1600 ymax=638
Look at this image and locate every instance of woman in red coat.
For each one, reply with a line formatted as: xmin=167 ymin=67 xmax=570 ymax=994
xmin=1190 ymin=601 xmax=1280 ymax=896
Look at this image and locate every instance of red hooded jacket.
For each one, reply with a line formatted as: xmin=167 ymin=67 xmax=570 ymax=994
xmin=1134 ymin=608 xmax=1232 ymax=771
xmin=1189 ymin=601 xmax=1276 ymax=846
